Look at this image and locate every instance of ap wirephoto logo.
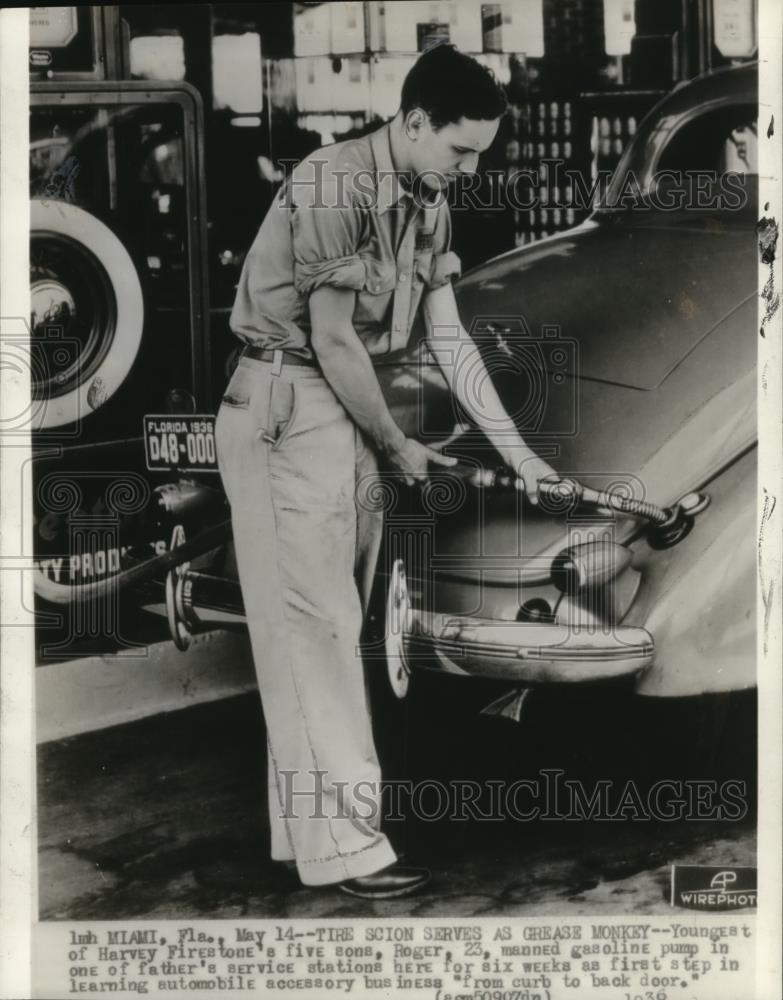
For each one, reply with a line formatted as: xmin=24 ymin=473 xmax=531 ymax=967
xmin=670 ymin=865 xmax=757 ymax=910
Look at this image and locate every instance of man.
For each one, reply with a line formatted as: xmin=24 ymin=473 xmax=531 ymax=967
xmin=216 ymin=44 xmax=556 ymax=899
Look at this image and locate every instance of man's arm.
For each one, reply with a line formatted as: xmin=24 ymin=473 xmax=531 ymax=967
xmin=422 ymin=281 xmax=557 ymax=504
xmin=308 ymin=285 xmax=456 ymax=484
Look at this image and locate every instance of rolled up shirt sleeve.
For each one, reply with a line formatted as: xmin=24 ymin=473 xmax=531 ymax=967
xmin=289 ymin=176 xmax=367 ymax=295
xmin=427 ymin=202 xmax=462 ymax=290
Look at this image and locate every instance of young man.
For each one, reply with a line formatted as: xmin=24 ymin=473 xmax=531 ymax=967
xmin=216 ymin=44 xmax=556 ymax=899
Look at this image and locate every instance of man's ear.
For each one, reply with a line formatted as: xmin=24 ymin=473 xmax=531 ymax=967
xmin=404 ymin=107 xmax=429 ymax=141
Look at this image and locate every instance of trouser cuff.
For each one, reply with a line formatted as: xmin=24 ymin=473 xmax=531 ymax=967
xmin=296 ymin=836 xmax=397 ymax=886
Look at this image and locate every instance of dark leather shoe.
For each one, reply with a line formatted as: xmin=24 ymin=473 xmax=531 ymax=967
xmin=338 ymin=863 xmax=430 ymax=899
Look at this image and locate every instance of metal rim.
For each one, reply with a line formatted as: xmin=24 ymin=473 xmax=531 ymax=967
xmin=30 ymin=231 xmax=115 ymax=397
xmin=385 ymin=558 xmax=412 ymax=699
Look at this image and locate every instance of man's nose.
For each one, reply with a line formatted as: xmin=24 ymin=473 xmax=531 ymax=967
xmin=457 ymin=152 xmax=480 ymax=174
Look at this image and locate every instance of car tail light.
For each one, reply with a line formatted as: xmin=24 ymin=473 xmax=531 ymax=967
xmin=551 ymin=541 xmax=633 ymax=594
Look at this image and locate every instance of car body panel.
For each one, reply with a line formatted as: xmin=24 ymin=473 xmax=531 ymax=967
xmin=625 ymin=446 xmax=755 ymax=695
xmin=454 ymin=213 xmax=755 ymax=392
xmin=379 ymin=282 xmax=754 ymax=573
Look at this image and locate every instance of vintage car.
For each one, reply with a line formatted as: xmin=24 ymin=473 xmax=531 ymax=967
xmin=30 ymin=64 xmax=757 ymax=713
xmin=370 ymin=61 xmax=758 ymax=705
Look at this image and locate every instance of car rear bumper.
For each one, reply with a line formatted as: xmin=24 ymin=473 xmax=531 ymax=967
xmin=406 ymin=611 xmax=655 ymax=685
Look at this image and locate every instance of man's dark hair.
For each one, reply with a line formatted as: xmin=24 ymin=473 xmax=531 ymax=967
xmin=400 ymin=44 xmax=508 ymax=129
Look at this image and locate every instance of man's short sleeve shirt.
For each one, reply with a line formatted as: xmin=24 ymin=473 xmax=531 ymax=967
xmin=229 ymin=124 xmax=461 ymax=358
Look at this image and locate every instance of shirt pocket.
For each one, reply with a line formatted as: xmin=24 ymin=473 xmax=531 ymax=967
xmin=362 ymin=257 xmax=396 ymax=295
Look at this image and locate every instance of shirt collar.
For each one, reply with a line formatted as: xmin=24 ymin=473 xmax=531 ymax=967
xmin=368 ymin=123 xmax=410 ymax=214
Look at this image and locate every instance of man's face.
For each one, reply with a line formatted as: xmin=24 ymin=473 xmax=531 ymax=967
xmin=407 ymin=113 xmax=500 ymax=191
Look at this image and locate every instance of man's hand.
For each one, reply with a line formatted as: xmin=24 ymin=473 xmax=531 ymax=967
xmin=385 ymin=437 xmax=458 ymax=486
xmin=508 ymin=454 xmax=559 ymax=506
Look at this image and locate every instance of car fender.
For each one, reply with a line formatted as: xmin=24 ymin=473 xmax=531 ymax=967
xmin=634 ymin=450 xmax=755 ymax=696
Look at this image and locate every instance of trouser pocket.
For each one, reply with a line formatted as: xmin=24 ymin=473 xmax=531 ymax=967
xmin=219 ymin=361 xmax=255 ymax=408
xmin=218 ymin=363 xmax=297 ymax=439
xmin=216 ymin=366 xmax=299 ymax=501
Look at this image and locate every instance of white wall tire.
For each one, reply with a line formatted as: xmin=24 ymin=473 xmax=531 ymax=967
xmin=30 ymin=198 xmax=144 ymax=429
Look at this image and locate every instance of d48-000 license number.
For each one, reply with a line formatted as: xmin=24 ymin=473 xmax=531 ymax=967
xmin=144 ymin=415 xmax=218 ymax=471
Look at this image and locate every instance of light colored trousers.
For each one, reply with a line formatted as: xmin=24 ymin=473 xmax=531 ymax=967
xmin=214 ymin=353 xmax=396 ymax=885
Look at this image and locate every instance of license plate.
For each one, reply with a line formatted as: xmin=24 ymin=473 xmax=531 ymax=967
xmin=143 ymin=414 xmax=218 ymax=472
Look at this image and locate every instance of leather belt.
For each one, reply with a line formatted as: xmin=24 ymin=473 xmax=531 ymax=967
xmin=241 ymin=344 xmax=318 ymax=368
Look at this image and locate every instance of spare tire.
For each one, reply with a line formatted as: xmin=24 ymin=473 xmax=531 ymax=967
xmin=30 ymin=198 xmax=144 ymax=429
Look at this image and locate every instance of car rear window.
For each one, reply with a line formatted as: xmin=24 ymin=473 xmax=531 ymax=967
xmin=601 ymin=103 xmax=758 ymax=215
